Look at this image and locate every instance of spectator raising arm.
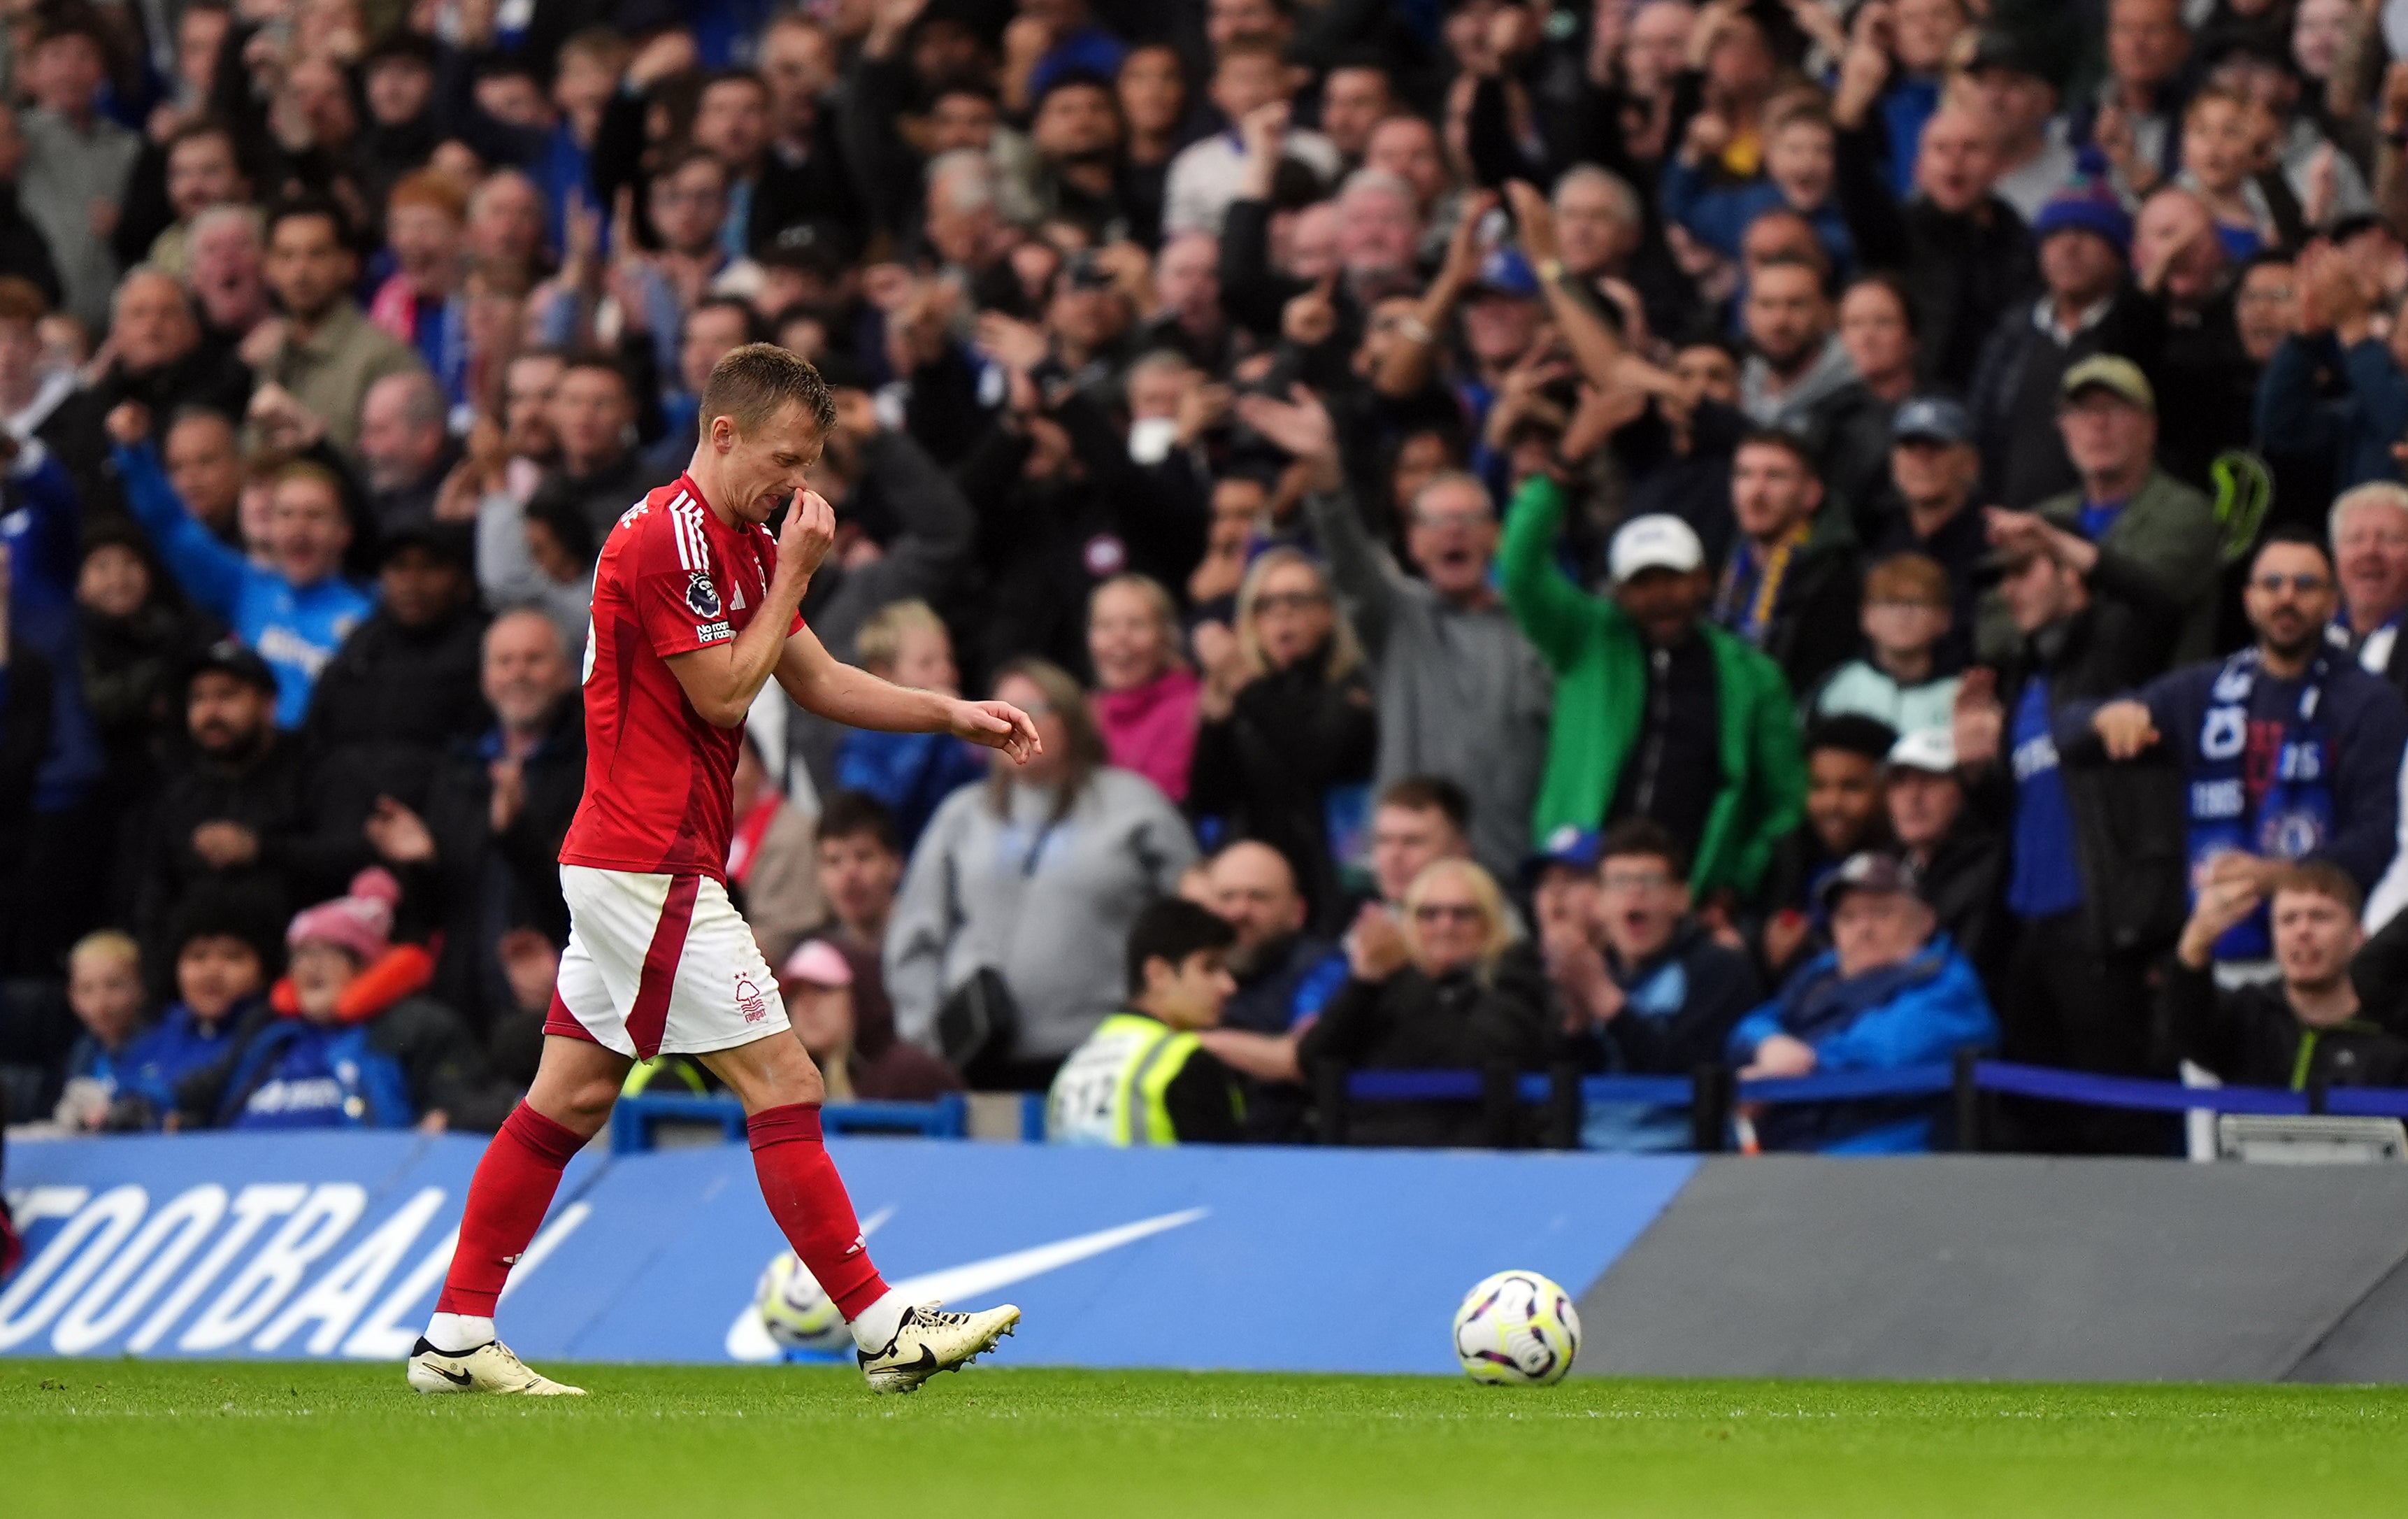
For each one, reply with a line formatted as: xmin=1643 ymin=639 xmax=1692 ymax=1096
xmin=107 ymin=404 xmax=245 ymax=622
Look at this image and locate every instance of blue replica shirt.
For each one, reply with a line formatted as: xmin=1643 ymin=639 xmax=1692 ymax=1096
xmin=115 ymin=441 xmax=373 ymax=727
xmin=2007 ymin=675 xmax=2084 ymax=919
xmin=2075 ymin=497 xmax=2126 ymax=543
xmin=116 ymin=998 xmax=256 ymax=1121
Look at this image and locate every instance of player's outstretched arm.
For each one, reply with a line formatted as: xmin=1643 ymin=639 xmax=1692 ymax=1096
xmin=774 ymin=623 xmax=1042 ymax=764
xmin=664 ymin=490 xmax=834 ymax=727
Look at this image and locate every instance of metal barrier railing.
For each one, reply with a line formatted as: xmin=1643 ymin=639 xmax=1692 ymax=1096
xmin=607 ymin=1059 xmax=2408 ymax=1153
xmin=610 ymin=1092 xmax=968 ymax=1153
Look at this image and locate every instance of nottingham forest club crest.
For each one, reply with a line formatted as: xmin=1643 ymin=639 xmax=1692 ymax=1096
xmin=687 ymin=571 xmax=724 ymax=619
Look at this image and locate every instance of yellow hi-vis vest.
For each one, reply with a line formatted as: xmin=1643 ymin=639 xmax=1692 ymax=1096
xmin=1045 ymin=1012 xmax=1200 ymax=1146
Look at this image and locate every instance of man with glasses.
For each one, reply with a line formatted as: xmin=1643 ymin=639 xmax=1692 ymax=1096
xmin=1544 ymin=820 xmax=1761 ymax=1151
xmin=1252 ymin=385 xmax=1552 ymax=880
xmin=2077 ymin=531 xmax=2407 ymax=971
xmin=1985 ymin=355 xmax=2219 ymax=665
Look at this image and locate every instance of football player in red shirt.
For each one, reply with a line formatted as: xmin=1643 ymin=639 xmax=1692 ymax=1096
xmin=407 ymin=347 xmax=1039 ymax=1397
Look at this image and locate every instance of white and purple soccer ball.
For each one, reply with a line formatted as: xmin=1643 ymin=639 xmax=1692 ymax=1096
xmin=1452 ymin=1270 xmax=1582 ymax=1386
xmin=754 ymin=1250 xmax=852 ymax=1355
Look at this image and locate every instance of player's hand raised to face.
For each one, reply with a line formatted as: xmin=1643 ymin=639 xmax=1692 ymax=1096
xmin=779 ymin=489 xmax=838 ymax=580
xmin=949 ymin=698 xmax=1045 ymax=764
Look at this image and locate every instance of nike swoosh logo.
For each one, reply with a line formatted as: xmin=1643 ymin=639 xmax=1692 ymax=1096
xmin=861 ymin=1343 xmax=938 ymax=1375
xmin=433 ymin=1364 xmax=473 ymax=1387
xmin=724 ymin=1206 xmax=1207 ymax=1362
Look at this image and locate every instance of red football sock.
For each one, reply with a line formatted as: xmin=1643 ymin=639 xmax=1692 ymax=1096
xmin=748 ymin=1103 xmax=889 ymax=1320
xmin=436 ymin=1102 xmax=587 ymax=1316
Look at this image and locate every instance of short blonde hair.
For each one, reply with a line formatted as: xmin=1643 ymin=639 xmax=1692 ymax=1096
xmin=1235 ymin=548 xmax=1363 ymax=683
xmin=1403 ymin=858 xmax=1514 ymax=974
xmin=855 ymin=599 xmax=949 ymax=673
xmin=69 ymin=929 xmax=140 ymax=978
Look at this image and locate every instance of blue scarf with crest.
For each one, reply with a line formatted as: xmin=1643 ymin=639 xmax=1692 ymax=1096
xmin=2186 ymin=646 xmax=2337 ymax=960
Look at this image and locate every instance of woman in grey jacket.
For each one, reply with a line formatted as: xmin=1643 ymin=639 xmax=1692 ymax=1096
xmin=884 ymin=658 xmax=1199 ymax=1089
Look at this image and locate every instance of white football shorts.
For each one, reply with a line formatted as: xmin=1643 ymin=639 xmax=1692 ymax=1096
xmin=544 ymin=864 xmax=789 ymax=1059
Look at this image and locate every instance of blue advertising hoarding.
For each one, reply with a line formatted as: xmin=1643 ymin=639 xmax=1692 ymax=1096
xmin=1 ymin=1133 xmax=1693 ymax=1374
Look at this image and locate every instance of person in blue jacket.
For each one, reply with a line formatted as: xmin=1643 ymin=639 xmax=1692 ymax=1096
xmin=1727 ymin=850 xmax=1999 ymax=1152
xmin=198 ymin=868 xmax=503 ymax=1132
xmin=122 ymin=890 xmax=279 ymax=1129
xmin=107 ymin=401 xmax=372 ymax=727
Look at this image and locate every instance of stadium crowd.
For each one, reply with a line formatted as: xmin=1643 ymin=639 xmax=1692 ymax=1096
xmin=14 ymin=0 xmax=2408 ymax=1161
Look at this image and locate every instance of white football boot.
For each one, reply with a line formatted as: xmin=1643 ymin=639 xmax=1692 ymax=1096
xmin=407 ymin=1336 xmax=587 ymax=1396
xmin=857 ymin=1302 xmax=1021 ymax=1393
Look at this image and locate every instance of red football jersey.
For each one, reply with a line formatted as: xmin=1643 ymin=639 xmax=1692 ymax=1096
xmin=559 ymin=473 xmax=801 ymax=881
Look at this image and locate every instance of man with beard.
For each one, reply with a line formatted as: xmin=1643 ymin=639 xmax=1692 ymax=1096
xmin=246 ymin=197 xmax=427 ymax=460
xmin=1715 ymin=430 xmax=1861 ymax=699
xmin=1756 ymin=714 xmax=1898 ymax=982
xmin=2079 ymin=532 xmax=2407 ymax=971
xmin=1025 ymin=73 xmax=1141 ymax=243
xmin=1733 ymin=255 xmax=1892 ymax=518
xmin=129 ymin=641 xmax=351 ymax=964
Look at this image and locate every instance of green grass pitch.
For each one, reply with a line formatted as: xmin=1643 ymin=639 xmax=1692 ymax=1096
xmin=8 ymin=1360 xmax=2407 ymax=1517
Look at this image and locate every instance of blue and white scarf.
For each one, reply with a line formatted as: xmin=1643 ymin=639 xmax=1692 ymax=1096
xmin=2187 ymin=646 xmax=2336 ymax=960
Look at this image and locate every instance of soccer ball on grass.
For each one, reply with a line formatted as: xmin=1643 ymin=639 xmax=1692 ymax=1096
xmin=1452 ymin=1269 xmax=1581 ymax=1385
xmin=754 ymin=1250 xmax=852 ymax=1354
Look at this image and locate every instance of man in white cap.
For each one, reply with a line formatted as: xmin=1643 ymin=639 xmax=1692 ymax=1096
xmin=1884 ymin=727 xmax=2008 ymax=977
xmin=1497 ymin=483 xmax=1805 ymax=908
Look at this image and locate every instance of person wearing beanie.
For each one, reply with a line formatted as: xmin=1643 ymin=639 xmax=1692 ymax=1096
xmin=191 ymin=867 xmax=510 ymax=1132
xmin=1968 ymin=164 xmax=2169 ymax=509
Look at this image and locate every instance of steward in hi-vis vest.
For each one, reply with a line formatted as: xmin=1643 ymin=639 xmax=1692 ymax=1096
xmin=1047 ymin=899 xmax=1245 ymax=1145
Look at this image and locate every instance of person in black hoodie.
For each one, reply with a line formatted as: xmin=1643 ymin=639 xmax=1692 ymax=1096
xmin=1837 ymin=104 xmax=2035 ymax=393
xmin=1955 ymin=515 xmax=2191 ymax=1150
xmin=1547 ymin=821 xmax=1761 ymax=1150
xmin=1300 ymin=857 xmax=1549 ymax=1147
xmin=129 ymin=641 xmax=357 ymax=967
xmin=1187 ymin=548 xmax=1377 ymax=927
xmin=304 ymin=521 xmax=489 ymax=838
xmin=73 ymin=525 xmax=218 ymax=820
xmin=2163 ymin=861 xmax=2408 ymax=1092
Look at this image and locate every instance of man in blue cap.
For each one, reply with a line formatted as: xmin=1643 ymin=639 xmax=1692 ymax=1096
xmin=1967 ymin=168 xmax=2165 ymax=509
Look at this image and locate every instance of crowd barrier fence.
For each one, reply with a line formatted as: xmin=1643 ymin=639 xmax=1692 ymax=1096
xmin=605 ymin=1057 xmax=2408 ymax=1154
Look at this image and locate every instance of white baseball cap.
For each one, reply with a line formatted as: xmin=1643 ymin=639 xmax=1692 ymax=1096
xmin=1610 ymin=514 xmax=1705 ymax=583
xmin=1887 ymin=727 xmax=1958 ymax=774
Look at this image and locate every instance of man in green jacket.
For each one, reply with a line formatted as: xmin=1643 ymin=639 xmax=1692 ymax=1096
xmin=1498 ymin=477 xmax=1805 ymax=904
